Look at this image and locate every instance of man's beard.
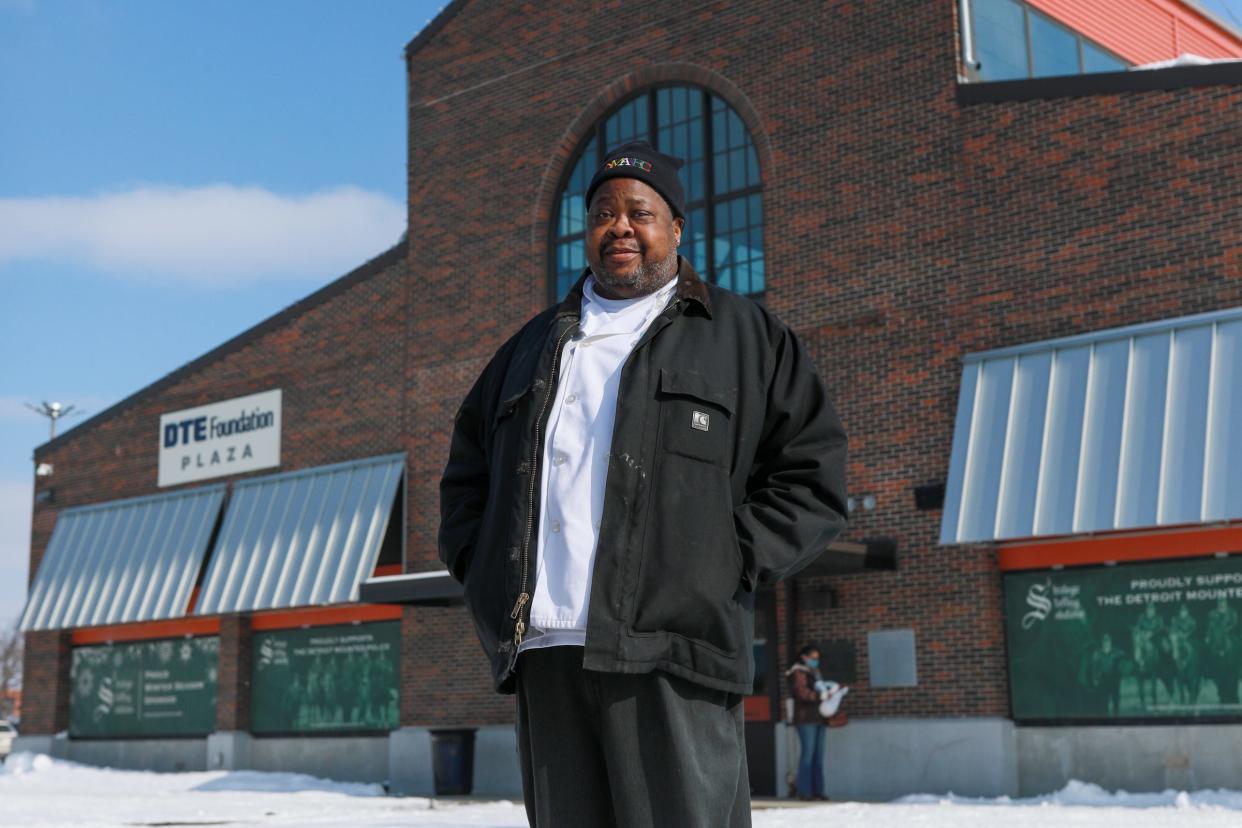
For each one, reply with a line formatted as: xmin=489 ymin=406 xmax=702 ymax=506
xmin=590 ymin=249 xmax=679 ymax=297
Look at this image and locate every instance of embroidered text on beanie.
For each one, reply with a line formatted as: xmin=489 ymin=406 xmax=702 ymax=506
xmin=585 ymin=141 xmax=686 ymax=220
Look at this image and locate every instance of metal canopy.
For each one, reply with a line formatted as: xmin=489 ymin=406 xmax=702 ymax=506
xmin=20 ymin=485 xmax=226 ymax=631
xmin=358 ymin=570 xmax=462 ymax=607
xmin=356 ymin=537 xmax=898 ymax=609
xmin=195 ymin=453 xmax=404 ymax=615
xmin=941 ymin=307 xmax=1242 ymax=545
xmin=797 ymin=538 xmax=898 ymax=578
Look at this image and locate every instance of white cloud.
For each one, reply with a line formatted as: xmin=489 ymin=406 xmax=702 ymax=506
xmin=0 ymin=185 xmax=406 ymax=287
xmin=0 ymin=479 xmax=32 ymax=627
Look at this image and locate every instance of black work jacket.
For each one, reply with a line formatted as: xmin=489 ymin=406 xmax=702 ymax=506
xmin=439 ymin=259 xmax=848 ymax=695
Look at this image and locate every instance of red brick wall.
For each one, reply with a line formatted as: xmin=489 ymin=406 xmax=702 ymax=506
xmin=19 ymin=631 xmax=70 ymax=734
xmin=23 ymin=1 xmax=1242 ymax=732
xmin=401 ymin=607 xmax=514 ymax=726
xmin=402 ymin=0 xmax=1241 ymax=722
xmin=216 ymin=615 xmax=252 ymax=731
xmin=23 ymin=253 xmax=409 ymax=732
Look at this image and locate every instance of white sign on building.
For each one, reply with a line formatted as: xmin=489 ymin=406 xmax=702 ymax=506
xmin=158 ymin=389 xmax=282 ymax=487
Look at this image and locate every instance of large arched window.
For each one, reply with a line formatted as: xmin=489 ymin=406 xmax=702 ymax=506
xmin=551 ymin=86 xmax=764 ymax=301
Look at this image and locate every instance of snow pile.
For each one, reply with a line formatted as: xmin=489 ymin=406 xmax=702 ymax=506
xmin=897 ymin=778 xmax=1242 ymax=810
xmin=1 ymin=751 xmax=380 ymax=796
xmin=0 ymin=752 xmax=464 ymax=828
xmin=10 ymin=752 xmax=1242 ymax=827
xmin=193 ymin=769 xmax=385 ymax=795
xmin=1 ymin=751 xmax=196 ymax=794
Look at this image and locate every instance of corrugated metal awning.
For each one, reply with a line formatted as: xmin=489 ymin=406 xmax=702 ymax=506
xmin=941 ymin=307 xmax=1242 ymax=544
xmin=20 ymin=485 xmax=226 ymax=631
xmin=194 ymin=453 xmax=404 ymax=614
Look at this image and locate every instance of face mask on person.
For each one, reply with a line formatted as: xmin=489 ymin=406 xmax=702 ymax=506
xmin=806 ymin=658 xmax=819 ymax=669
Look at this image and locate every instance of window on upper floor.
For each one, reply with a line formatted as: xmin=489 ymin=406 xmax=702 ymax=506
xmin=551 ymin=86 xmax=764 ymax=301
xmin=964 ymin=0 xmax=1130 ymax=82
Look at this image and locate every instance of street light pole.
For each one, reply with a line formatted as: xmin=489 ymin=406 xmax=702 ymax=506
xmin=25 ymin=401 xmax=81 ymax=441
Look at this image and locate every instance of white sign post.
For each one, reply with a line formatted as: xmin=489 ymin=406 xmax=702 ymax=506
xmin=158 ymin=389 xmax=282 ymax=487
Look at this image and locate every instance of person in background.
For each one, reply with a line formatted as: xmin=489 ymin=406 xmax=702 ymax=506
xmin=787 ymin=644 xmax=829 ymax=801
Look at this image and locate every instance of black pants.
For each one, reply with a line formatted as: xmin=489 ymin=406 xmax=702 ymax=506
xmin=515 ymin=646 xmax=751 ymax=827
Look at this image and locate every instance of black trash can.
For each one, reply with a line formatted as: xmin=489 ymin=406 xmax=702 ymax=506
xmin=430 ymin=728 xmax=476 ymax=796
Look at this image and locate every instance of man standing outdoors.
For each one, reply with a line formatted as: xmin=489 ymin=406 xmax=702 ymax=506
xmin=440 ymin=140 xmax=848 ymax=825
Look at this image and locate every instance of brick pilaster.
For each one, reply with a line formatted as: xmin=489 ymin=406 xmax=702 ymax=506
xmin=20 ymin=630 xmax=72 ymax=735
xmin=216 ymin=614 xmax=252 ymax=731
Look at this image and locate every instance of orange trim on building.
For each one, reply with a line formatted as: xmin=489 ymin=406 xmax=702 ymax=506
xmin=372 ymin=563 xmax=403 ymax=577
xmin=71 ymin=617 xmax=222 ymax=645
xmin=999 ymin=524 xmax=1242 ymax=571
xmin=249 ymin=603 xmax=402 ymax=631
xmin=1027 ymin=0 xmax=1242 ymax=65
xmin=70 ymin=595 xmax=403 ymax=644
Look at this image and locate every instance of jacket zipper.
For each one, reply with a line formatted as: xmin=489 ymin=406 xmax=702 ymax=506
xmin=510 ymin=323 xmax=576 ymax=647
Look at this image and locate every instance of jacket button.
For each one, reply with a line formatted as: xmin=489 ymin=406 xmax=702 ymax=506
xmin=533 ymin=378 xmax=545 ymax=390
xmin=517 ymin=462 xmax=530 ymax=474
xmin=508 ymin=546 xmax=520 ymax=561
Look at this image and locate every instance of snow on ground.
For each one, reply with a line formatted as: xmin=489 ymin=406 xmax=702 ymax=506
xmin=6 ymin=752 xmax=1242 ymax=827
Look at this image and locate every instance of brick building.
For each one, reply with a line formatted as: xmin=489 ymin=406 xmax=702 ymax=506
xmin=16 ymin=0 xmax=1242 ymax=800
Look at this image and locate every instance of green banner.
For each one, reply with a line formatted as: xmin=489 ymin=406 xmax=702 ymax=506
xmin=1006 ymin=556 xmax=1242 ymax=721
xmin=251 ymin=621 xmax=400 ymax=734
xmin=70 ymin=637 xmax=219 ymax=737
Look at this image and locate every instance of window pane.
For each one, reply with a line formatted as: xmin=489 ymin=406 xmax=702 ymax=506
xmin=1082 ymin=40 xmax=1126 ymax=73
xmin=714 ymin=148 xmax=730 ymax=194
xmin=558 ymin=147 xmax=595 ymax=237
xmin=711 ymin=95 xmax=759 ymax=197
xmin=751 ymin=240 xmax=765 ymax=294
xmin=556 ymin=240 xmax=586 ymax=300
xmin=1029 ymin=10 xmax=1079 ymax=78
xmin=686 ymin=207 xmax=708 ymax=275
xmin=973 ymin=0 xmax=1028 ymax=81
xmin=713 ymin=193 xmax=764 ymax=296
xmin=712 ymin=103 xmax=727 ymax=151
xmin=687 ymin=159 xmax=704 ymax=203
xmin=604 ymin=98 xmax=649 ymax=150
xmin=656 ymin=87 xmax=706 ymax=205
xmin=553 ymin=89 xmax=762 ymax=297
xmin=729 ymin=149 xmax=745 ymax=193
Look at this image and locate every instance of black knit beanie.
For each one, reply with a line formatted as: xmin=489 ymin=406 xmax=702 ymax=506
xmin=585 ymin=141 xmax=686 ymax=220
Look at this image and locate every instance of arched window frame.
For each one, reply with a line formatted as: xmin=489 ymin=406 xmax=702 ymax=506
xmin=548 ymin=84 xmax=764 ymax=304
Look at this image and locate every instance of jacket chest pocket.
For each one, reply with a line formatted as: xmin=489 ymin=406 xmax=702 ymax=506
xmin=657 ymin=367 xmax=735 ymax=467
xmin=489 ymin=375 xmax=536 ymax=463
xmin=493 ymin=369 xmax=538 ymax=426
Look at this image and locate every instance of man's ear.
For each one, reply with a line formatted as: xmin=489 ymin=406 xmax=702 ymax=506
xmin=673 ymin=216 xmax=685 ymax=245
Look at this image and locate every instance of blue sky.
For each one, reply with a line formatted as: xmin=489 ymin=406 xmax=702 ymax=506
xmin=1 ymin=0 xmax=1241 ymax=628
xmin=0 ymin=0 xmax=441 ymax=625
